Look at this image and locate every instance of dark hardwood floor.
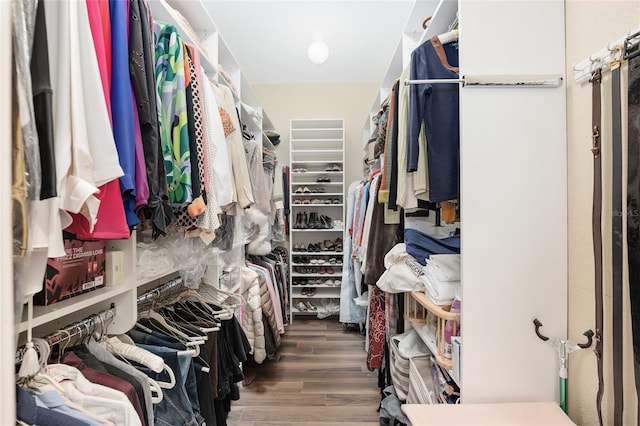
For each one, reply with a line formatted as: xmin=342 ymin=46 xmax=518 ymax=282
xmin=227 ymin=318 xmax=381 ymax=425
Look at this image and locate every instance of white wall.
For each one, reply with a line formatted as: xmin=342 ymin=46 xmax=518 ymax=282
xmin=565 ymin=2 xmax=640 ymax=425
xmin=254 ymin=82 xmax=381 ymax=189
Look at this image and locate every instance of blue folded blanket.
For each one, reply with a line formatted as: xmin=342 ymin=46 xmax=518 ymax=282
xmin=404 ymin=228 xmax=460 ymax=266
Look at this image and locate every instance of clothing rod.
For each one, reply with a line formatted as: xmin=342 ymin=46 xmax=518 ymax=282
xmin=137 ymin=277 xmax=184 ymax=306
xmin=15 ymin=306 xmax=116 ymax=364
xmin=404 ymin=75 xmax=563 ymax=88
xmin=573 ymin=25 xmax=640 ymax=84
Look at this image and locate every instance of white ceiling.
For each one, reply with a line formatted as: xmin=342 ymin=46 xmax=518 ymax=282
xmin=203 ymin=1 xmax=414 ymax=85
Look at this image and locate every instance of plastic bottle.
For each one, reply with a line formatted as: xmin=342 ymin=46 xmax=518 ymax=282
xmin=444 ymin=295 xmax=461 ymax=359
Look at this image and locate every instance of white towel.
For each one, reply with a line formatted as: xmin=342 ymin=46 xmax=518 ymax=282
xmin=426 ymin=254 xmax=461 ymax=282
xmin=421 ymin=266 xmax=460 ymax=306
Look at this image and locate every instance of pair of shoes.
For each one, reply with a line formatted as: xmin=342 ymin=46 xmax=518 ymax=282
xmin=294 ymin=212 xmax=309 ymax=229
xmin=311 ymin=199 xmax=323 ymax=204
xmin=301 ymin=288 xmax=316 ymax=296
xmin=325 ymin=164 xmax=342 ymax=172
xmin=296 ymin=301 xmax=308 ymax=311
xmin=309 ymin=258 xmax=325 ymax=264
xmin=302 ymin=199 xmax=311 ymax=204
xmin=292 ymin=168 xmax=307 ymax=172
xmin=294 ymin=243 xmax=307 ymax=252
xmin=324 ymin=199 xmax=332 ymax=204
xmin=293 ymin=199 xmax=302 ymax=204
xmin=332 ymin=198 xmax=341 ymax=204
xmin=316 ymin=176 xmax=331 ymax=183
xmin=318 ymin=267 xmax=334 ymax=274
xmin=295 ymin=187 xmax=311 ymax=193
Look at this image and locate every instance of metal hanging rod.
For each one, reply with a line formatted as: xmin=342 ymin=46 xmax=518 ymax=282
xmin=404 ymin=74 xmax=563 ymax=88
xmin=15 ymin=306 xmax=116 ymax=364
xmin=137 ymin=277 xmax=185 ymax=306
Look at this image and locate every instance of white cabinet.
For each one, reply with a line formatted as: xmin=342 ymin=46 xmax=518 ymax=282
xmin=289 ymin=119 xmax=345 ymax=318
xmin=365 ymin=0 xmax=567 ymax=404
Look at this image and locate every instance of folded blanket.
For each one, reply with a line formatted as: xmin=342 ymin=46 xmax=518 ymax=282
xmin=421 ymin=266 xmax=460 ymax=306
xmin=427 ymin=254 xmax=461 ymax=282
xmin=405 ymin=228 xmax=460 ymax=266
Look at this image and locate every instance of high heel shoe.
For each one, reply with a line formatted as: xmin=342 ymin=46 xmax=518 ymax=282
xmin=294 ymin=212 xmax=302 ymax=228
xmin=301 ymin=212 xmax=308 ymax=229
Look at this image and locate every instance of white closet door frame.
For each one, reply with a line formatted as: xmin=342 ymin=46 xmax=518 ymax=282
xmin=459 ymin=0 xmax=567 ymax=402
xmin=1 ymin=0 xmax=15 ymax=422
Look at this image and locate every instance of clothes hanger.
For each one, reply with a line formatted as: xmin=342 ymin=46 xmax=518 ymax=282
xmin=102 ymin=336 xmax=176 ymax=389
xmin=437 ymin=28 xmax=459 ymax=45
xmin=18 ymin=337 xmax=66 ymax=394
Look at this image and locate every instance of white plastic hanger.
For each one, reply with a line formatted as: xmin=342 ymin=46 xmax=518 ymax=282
xmin=102 ymin=337 xmax=176 ymax=389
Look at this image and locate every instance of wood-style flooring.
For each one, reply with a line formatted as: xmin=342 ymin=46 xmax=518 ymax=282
xmin=227 ymin=319 xmax=380 ymax=426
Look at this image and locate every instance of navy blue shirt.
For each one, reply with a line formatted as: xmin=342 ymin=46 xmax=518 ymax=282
xmin=408 ymin=37 xmax=459 ymax=202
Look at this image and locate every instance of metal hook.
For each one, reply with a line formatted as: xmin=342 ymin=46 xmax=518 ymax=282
xmin=578 ymin=329 xmax=595 ymax=349
xmin=533 ymin=318 xmax=549 ymax=341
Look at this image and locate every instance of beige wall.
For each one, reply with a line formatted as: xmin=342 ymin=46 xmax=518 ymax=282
xmin=566 ymin=2 xmax=640 ymax=425
xmin=254 ymin=82 xmax=380 ymax=189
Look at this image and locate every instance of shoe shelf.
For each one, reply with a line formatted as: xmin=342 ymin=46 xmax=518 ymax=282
xmin=292 ymin=251 xmax=344 ymax=256
xmin=291 ymin=228 xmax=344 ymax=232
xmin=291 ymin=160 xmax=344 ymax=165
xmin=289 ymin=118 xmax=345 ymax=321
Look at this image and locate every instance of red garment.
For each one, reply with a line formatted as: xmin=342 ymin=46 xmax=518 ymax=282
xmin=62 ymin=352 xmax=145 ymax=425
xmin=366 ymin=285 xmax=386 ymax=371
xmin=67 ymin=0 xmax=129 ymax=239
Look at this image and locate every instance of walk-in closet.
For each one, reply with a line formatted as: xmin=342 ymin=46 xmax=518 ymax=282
xmin=4 ymin=1 xmax=640 ymax=425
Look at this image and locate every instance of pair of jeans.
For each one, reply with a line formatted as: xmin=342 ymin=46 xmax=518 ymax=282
xmin=129 ymin=327 xmax=217 ymax=425
xmin=134 ymin=343 xmax=204 ymax=426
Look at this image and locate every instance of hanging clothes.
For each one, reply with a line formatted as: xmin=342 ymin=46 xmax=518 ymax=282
xmin=153 ymin=20 xmax=192 ymax=207
xmin=408 ymin=37 xmax=460 ymax=202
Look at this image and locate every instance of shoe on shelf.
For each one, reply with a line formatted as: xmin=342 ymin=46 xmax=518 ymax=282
xmin=295 ymin=187 xmax=304 ymax=193
xmin=302 ymin=187 xmax=311 ymax=194
xmin=329 ymin=257 xmax=336 ymax=264
xmin=333 ymin=279 xmax=342 ymax=287
xmin=331 ymin=164 xmax=342 ymax=172
xmin=296 ymin=301 xmax=308 ymax=311
xmin=317 ymin=188 xmax=326 ymax=193
xmin=293 ymin=199 xmax=302 ymax=204
xmin=307 ymin=288 xmax=316 ymax=296
xmin=332 ymin=198 xmax=341 ymax=204
xmin=325 ymin=279 xmax=334 ymax=286
xmin=312 ymin=199 xmax=322 ymax=204
xmin=326 ymin=267 xmax=334 ymax=274
xmin=318 ymin=267 xmax=326 ymax=274
xmin=324 ymin=199 xmax=332 ymax=204
xmin=305 ymin=301 xmax=317 ymax=311
xmin=302 ymin=199 xmax=311 ymax=204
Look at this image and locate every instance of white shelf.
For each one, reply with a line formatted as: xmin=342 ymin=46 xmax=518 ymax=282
xmin=292 ymin=193 xmax=343 ymax=197
xmin=291 ymin=160 xmax=344 ymax=164
xmin=290 ymin=119 xmax=345 ymax=322
xmin=409 ymin=320 xmax=460 ymax=389
xmin=291 ymin=128 xmax=343 ymax=132
xmin=292 ymin=205 xmax=343 ymax=208
xmin=18 ymin=284 xmax=133 ymax=333
xmin=291 ymin=273 xmax=341 ymax=278
xmin=291 ymin=171 xmax=343 ymax=175
xmin=292 ymin=182 xmax=343 ymax=186
xmin=292 ymin=263 xmax=343 ymax=267
xmin=291 ymin=228 xmax=344 ymax=232
xmin=292 ymin=251 xmax=344 ymax=256
xmin=290 ymin=139 xmax=343 ymax=142
xmin=292 ymin=149 xmax=343 ymax=153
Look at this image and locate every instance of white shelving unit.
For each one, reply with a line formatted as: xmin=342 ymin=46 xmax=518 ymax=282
xmin=366 ymin=0 xmax=567 ymax=406
xmin=4 ymin=1 xmax=278 ymax=423
xmin=289 ymin=119 xmax=345 ymax=319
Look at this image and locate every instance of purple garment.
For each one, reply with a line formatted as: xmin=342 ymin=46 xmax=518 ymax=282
xmin=133 ymin=89 xmax=149 ymax=210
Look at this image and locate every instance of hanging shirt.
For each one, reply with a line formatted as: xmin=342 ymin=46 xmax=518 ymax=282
xmin=408 ymin=37 xmax=460 ymax=202
xmin=66 ymin=0 xmax=129 ymax=240
xmin=200 ymin=76 xmax=233 ymax=209
xmin=154 ymin=20 xmax=192 ymax=207
xmin=129 ymin=0 xmax=172 ymax=238
xmin=110 ymin=0 xmax=139 ymax=226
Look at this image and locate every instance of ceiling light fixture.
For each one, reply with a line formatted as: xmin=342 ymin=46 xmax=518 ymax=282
xmin=307 ymin=32 xmax=329 ymax=65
